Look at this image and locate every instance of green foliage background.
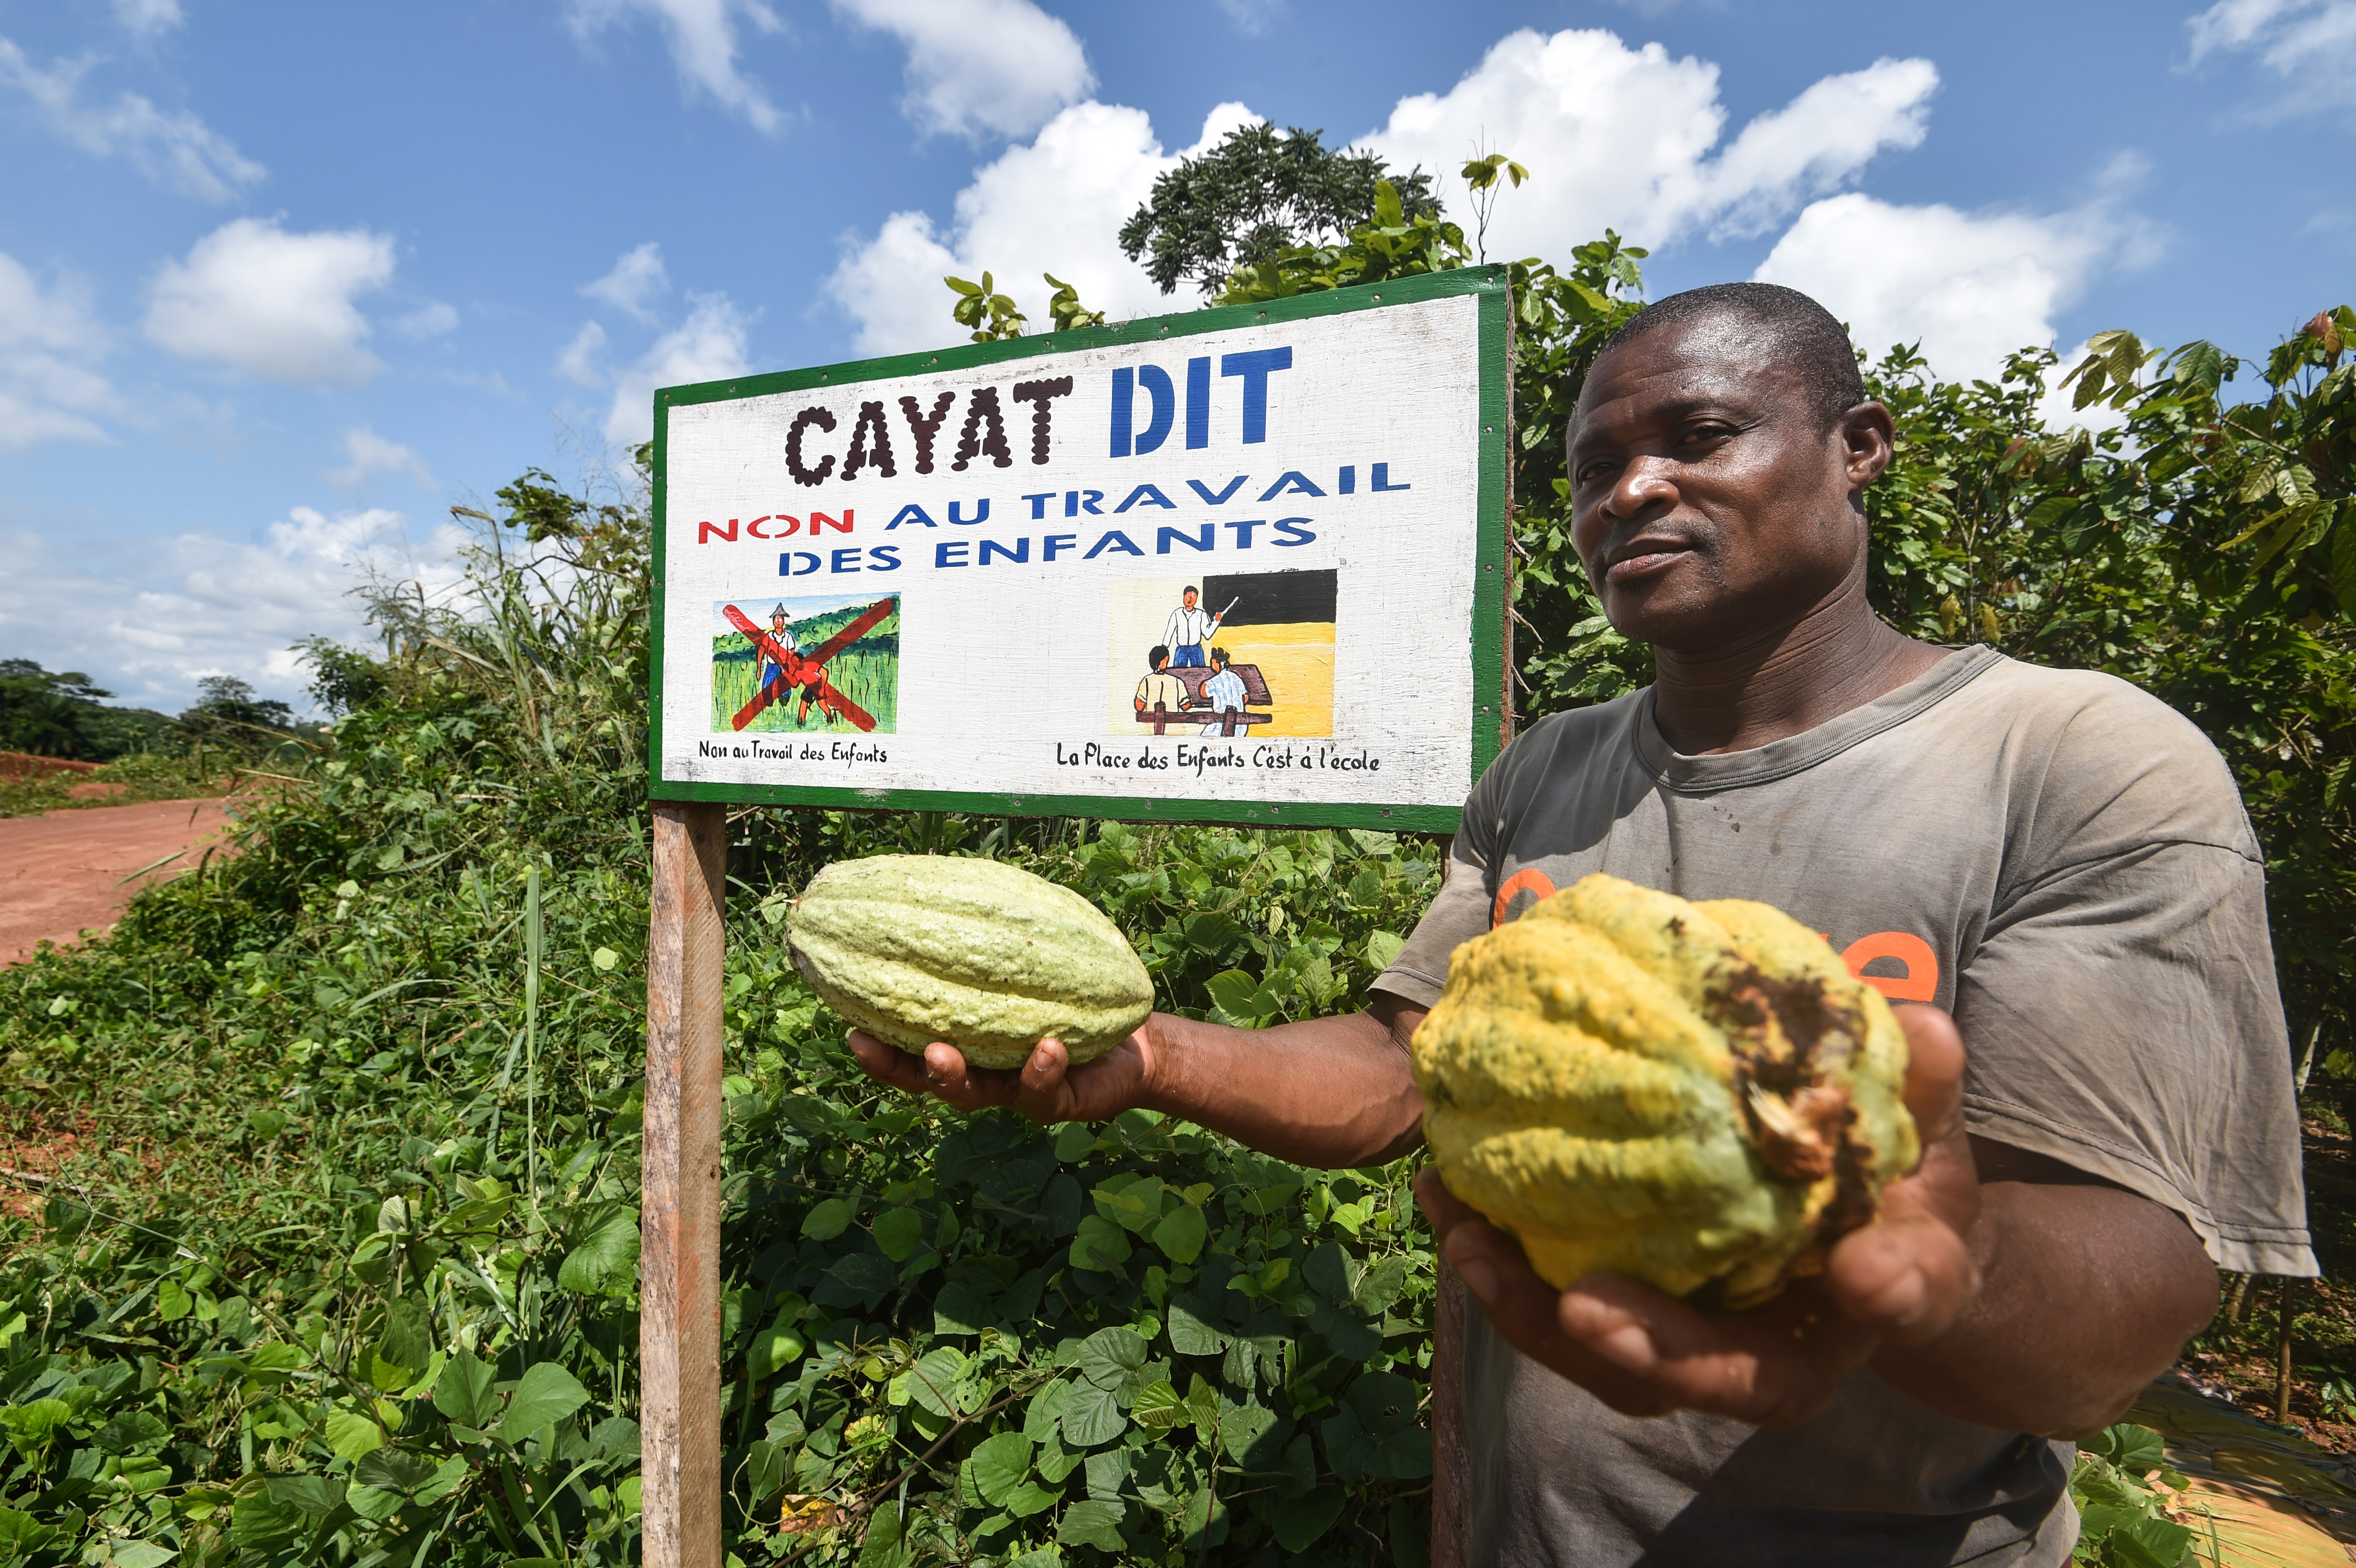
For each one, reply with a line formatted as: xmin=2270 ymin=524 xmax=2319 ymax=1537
xmin=1 ymin=188 xmax=2351 ymax=1568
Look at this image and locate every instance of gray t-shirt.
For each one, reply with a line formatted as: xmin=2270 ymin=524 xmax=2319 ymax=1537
xmin=1371 ymin=645 xmax=2314 ymax=1567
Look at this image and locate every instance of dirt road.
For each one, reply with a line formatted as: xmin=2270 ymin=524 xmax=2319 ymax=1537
xmin=0 ymin=799 xmax=241 ymax=964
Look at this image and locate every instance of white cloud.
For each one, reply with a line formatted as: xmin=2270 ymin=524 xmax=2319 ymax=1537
xmin=0 ymin=37 xmax=262 ymax=201
xmin=113 ymin=0 xmax=184 ymax=41
xmin=144 ymin=218 xmax=396 ymax=385
xmin=583 ymin=241 xmax=669 ymax=321
xmin=1364 ymin=31 xmax=1936 ymax=262
xmin=0 ymin=252 xmax=118 ymax=449
xmin=831 ymin=0 xmax=1093 ymax=139
xmin=2184 ymin=0 xmax=2356 ymax=111
xmin=1752 ymin=191 xmax=2133 ymax=383
xmin=565 ymin=0 xmax=785 ymax=133
xmin=325 ymin=427 xmax=437 ymax=491
xmin=604 ymin=294 xmax=752 ymax=444
xmin=558 ymin=320 xmax=610 ymax=386
xmin=828 ymin=99 xmax=1259 ymax=355
xmin=1211 ymin=0 xmax=1283 ymax=36
xmin=0 ymin=505 xmax=467 ymax=713
xmin=393 ymin=301 xmax=459 ymax=339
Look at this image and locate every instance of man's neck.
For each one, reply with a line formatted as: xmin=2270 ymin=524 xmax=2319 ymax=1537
xmin=1650 ymin=580 xmax=1950 ymax=756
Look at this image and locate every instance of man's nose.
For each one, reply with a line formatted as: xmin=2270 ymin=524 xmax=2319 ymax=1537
xmin=1604 ymin=460 xmax=1678 ymax=520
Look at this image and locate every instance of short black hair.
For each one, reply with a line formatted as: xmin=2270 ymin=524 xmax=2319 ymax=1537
xmin=1599 ymin=282 xmax=1864 ymax=429
xmin=1210 ymin=647 xmax=1229 ymax=667
xmin=1148 ymin=644 xmax=1169 ymax=670
xmin=1182 ymin=585 xmax=1198 ymax=596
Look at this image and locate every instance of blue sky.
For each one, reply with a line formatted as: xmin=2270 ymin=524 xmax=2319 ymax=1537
xmin=1 ymin=0 xmax=2349 ymax=714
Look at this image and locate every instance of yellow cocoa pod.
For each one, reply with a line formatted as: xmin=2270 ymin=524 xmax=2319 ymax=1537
xmin=1413 ymin=873 xmax=1919 ymax=1307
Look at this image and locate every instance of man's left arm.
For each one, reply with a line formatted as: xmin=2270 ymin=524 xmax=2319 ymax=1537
xmin=1871 ymin=1137 xmax=2215 ymax=1436
xmin=1420 ymin=1005 xmax=2218 ymax=1436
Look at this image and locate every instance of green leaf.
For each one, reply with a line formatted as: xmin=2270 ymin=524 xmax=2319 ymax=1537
xmin=1149 ymin=1203 xmax=1206 ymax=1265
xmin=229 ymin=1490 xmax=304 ymax=1552
xmin=267 ymin=1473 xmax=347 ymax=1519
xmin=872 ymin=1206 xmax=925 ymax=1262
xmin=1023 ymin=1378 xmax=1072 ymax=1442
xmin=106 ymin=1540 xmax=175 ymax=1568
xmin=1075 ymin=1326 xmax=1149 ymax=1389
xmin=94 ymin=1410 xmax=171 ymax=1457
xmin=1131 ymin=1380 xmax=1187 ymax=1430
xmin=1167 ymin=1296 xmax=1231 ymax=1355
xmin=375 ymin=1296 xmax=434 ymax=1382
xmin=1002 ymin=1479 xmax=1063 ymax=1519
xmin=354 ymin=1447 xmax=440 ymax=1495
xmin=1060 ymin=1379 xmax=1127 ymax=1448
xmin=557 ymin=1205 xmax=640 ymax=1296
xmin=901 ymin=1346 xmax=966 ymax=1417
xmin=968 ymin=1431 xmax=1033 ymax=1507
xmin=1070 ymin=1213 xmax=1134 ymax=1273
xmin=802 ymin=1198 xmax=855 ymax=1240
xmin=434 ymin=1346 xmax=498 ymax=1427
xmin=323 ymin=1408 xmax=385 ymax=1462
xmin=1255 ymin=1484 xmax=1346 ymax=1550
xmin=1219 ymin=1401 xmax=1284 ymax=1468
xmin=1057 ymin=1497 xmax=1129 ymax=1551
xmin=156 ymin=1279 xmax=191 ymax=1322
xmin=496 ymin=1361 xmax=590 ymax=1442
xmin=747 ymin=1324 xmax=806 ymax=1381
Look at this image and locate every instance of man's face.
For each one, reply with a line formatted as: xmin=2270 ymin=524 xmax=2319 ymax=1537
xmin=1183 ymin=590 xmax=1198 ymax=609
xmin=1565 ymin=318 xmax=1888 ymax=650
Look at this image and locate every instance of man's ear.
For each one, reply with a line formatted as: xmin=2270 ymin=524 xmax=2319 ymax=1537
xmin=1841 ymin=401 xmax=1896 ymax=491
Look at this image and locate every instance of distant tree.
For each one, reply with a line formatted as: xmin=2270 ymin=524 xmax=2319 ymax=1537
xmin=0 ymin=658 xmax=177 ymax=760
xmin=1118 ymin=121 xmax=1440 ymax=296
xmin=182 ymin=674 xmax=294 ymax=737
xmin=294 ymin=636 xmax=388 ymax=717
xmin=0 ymin=658 xmax=110 ymax=757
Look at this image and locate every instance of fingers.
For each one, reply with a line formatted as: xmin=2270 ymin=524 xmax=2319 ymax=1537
xmin=848 ymin=1031 xmax=934 ymax=1095
xmin=1412 ymin=1170 xmax=1674 ymax=1418
xmin=1820 ymin=1005 xmax=1981 ymax=1343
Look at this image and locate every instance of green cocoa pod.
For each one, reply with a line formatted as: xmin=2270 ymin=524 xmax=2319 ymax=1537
xmin=787 ymin=854 xmax=1154 ymax=1070
xmin=1413 ymin=872 xmax=1918 ymax=1308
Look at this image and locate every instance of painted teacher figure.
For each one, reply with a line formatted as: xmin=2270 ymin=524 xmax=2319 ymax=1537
xmin=1160 ymin=586 xmax=1222 ymax=668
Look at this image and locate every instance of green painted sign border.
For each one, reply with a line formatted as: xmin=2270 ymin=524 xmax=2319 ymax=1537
xmin=648 ymin=263 xmax=1512 ymax=833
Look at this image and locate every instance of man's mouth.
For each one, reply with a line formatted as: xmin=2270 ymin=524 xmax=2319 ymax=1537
xmin=1603 ymin=539 xmax=1694 ymax=583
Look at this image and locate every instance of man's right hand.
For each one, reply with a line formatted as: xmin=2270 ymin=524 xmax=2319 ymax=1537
xmin=848 ymin=1027 xmax=1156 ymax=1125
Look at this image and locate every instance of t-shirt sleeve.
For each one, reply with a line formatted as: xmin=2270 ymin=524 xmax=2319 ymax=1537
xmin=1370 ymin=759 xmax=1509 ymax=1010
xmin=1956 ymin=685 xmax=2313 ymax=1277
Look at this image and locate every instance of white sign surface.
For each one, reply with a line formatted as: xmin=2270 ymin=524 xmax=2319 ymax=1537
xmin=651 ymin=274 xmax=1508 ymax=831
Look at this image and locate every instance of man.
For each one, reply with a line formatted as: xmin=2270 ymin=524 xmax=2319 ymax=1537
xmin=1160 ymin=585 xmax=1222 ymax=667
xmin=852 ymin=283 xmax=2311 ymax=1564
xmin=1133 ymin=644 xmax=1188 ymax=730
xmin=1193 ymin=647 xmax=1247 ymax=737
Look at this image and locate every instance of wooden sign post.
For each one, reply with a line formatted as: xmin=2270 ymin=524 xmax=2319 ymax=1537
xmin=642 ymin=801 xmax=726 ymax=1568
xmin=638 ymin=269 xmax=1514 ymax=1567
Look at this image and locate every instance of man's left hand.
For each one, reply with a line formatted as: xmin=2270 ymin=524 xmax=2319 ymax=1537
xmin=1415 ymin=1004 xmax=1982 ymax=1426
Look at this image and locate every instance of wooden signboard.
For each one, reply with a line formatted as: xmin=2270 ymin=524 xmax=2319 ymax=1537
xmin=643 ymin=267 xmax=1513 ymax=1567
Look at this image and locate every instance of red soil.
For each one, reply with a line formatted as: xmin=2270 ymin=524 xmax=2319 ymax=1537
xmin=0 ymin=798 xmax=241 ymax=964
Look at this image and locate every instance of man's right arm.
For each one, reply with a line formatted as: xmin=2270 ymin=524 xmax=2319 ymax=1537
xmin=848 ymin=992 xmax=1429 ymax=1169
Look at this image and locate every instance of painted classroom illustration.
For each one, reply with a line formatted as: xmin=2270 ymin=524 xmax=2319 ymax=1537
xmin=709 ymin=593 xmax=900 ymax=734
xmin=1106 ymin=569 xmax=1337 ymax=738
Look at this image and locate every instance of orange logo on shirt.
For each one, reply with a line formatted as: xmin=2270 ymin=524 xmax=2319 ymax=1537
xmin=1489 ymin=869 xmax=1939 ymax=1002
